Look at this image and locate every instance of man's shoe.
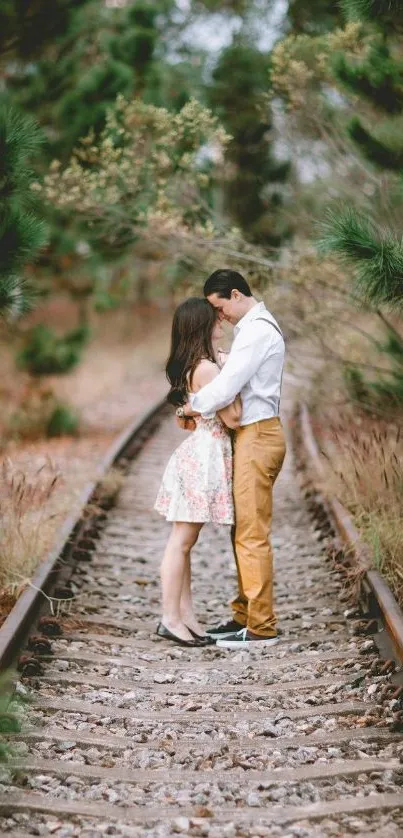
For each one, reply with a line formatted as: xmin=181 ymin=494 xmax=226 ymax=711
xmin=216 ymin=628 xmax=278 ymax=649
xmin=206 ymin=619 xmax=245 ymax=639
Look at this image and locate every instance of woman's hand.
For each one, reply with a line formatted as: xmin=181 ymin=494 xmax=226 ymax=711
xmin=217 ymin=349 xmax=229 ymax=368
xmin=176 ymin=416 xmax=196 ymax=432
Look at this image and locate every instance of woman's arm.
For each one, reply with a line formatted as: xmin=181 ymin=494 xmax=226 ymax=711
xmin=218 ymin=394 xmax=242 ymax=429
xmin=192 ymin=360 xmax=241 ymax=430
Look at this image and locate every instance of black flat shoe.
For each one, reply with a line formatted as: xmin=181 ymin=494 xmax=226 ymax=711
xmin=187 ymin=627 xmax=216 ymax=645
xmin=156 ymin=623 xmax=204 ymax=647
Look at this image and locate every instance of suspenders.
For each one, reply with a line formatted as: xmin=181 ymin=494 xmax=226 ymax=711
xmin=254 ymin=315 xmax=284 ymax=413
xmin=255 ymin=316 xmax=284 ymax=339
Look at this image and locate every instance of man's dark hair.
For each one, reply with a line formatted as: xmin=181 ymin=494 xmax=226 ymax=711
xmin=203 ymin=269 xmax=252 ymax=299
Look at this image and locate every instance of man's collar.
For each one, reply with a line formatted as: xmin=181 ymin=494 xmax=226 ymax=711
xmin=234 ymin=300 xmax=265 ymax=335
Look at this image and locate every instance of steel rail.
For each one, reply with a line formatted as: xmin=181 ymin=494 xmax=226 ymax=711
xmin=298 ymin=402 xmax=403 ymax=663
xmin=0 ymin=396 xmax=168 ymax=673
xmin=1 ymin=400 xmax=403 ymax=834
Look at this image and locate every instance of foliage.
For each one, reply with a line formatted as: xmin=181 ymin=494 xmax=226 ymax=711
xmin=340 ymin=0 xmax=403 ymax=21
xmin=39 ymin=97 xmax=229 ymax=256
xmin=17 ymin=324 xmax=89 ymax=375
xmin=333 ymin=41 xmax=403 ymax=113
xmin=3 ymin=0 xmax=176 ymax=159
xmin=0 ymin=106 xmax=47 ymax=318
xmin=0 ymin=456 xmax=62 ymax=589
xmin=370 ymin=330 xmax=403 ymax=405
xmin=287 ymin=0 xmax=344 ymax=34
xmin=318 ymin=206 xmax=403 ymax=307
xmin=208 ymin=38 xmax=290 ymax=245
xmin=5 ymin=385 xmax=79 ymax=443
xmin=0 ymin=0 xmax=89 ymax=59
xmin=0 ymin=670 xmax=31 ymax=764
xmin=270 ymin=22 xmax=366 ymax=107
xmin=343 ymin=364 xmax=370 ymax=403
xmin=272 ymin=0 xmax=403 ymax=417
xmin=343 ymin=339 xmax=403 ymax=408
xmin=330 ymin=32 xmax=403 ymax=175
xmin=47 ymin=405 xmax=79 ymax=437
xmin=347 ymin=116 xmax=403 ymax=170
xmin=1 ymin=0 xmax=190 ymax=310
xmin=194 ymin=0 xmax=250 ymax=10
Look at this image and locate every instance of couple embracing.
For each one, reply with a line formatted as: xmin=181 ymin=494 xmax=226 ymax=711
xmin=154 ymin=269 xmax=286 ymax=649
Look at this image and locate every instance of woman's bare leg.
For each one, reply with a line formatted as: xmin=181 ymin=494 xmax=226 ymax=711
xmin=160 ymin=521 xmax=203 ymax=641
xmin=180 ymin=551 xmax=204 ymax=636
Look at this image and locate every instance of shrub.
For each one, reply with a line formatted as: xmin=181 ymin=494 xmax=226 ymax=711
xmin=343 ymin=330 xmax=403 ymax=410
xmin=46 ymin=405 xmax=79 ymax=437
xmin=6 ymin=384 xmax=79 ymax=443
xmin=17 ymin=324 xmax=89 ymax=375
xmin=343 ymin=365 xmax=370 ymax=404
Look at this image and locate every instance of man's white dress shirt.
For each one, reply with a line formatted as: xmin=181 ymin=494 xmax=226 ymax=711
xmin=190 ymin=301 xmax=285 ymax=427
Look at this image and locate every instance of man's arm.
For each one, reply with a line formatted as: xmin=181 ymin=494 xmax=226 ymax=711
xmin=189 ymin=323 xmax=274 ymax=415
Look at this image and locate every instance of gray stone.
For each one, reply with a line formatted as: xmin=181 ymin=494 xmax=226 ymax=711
xmin=172 ymin=817 xmax=190 ymax=833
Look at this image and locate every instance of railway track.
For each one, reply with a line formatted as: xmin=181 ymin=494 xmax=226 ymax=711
xmin=1 ymin=395 xmax=403 ymax=838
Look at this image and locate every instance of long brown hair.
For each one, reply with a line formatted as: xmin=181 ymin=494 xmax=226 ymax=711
xmin=166 ymin=297 xmax=217 ymax=406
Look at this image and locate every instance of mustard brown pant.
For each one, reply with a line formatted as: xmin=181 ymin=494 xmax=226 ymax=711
xmin=230 ymin=417 xmax=286 ymax=636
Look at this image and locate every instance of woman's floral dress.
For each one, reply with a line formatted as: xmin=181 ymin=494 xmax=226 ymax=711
xmin=154 ymin=414 xmax=234 ymax=524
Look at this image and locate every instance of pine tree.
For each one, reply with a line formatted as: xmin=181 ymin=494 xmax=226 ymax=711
xmin=0 ymin=1 xmax=89 ymax=60
xmin=287 ymin=0 xmax=343 ymax=34
xmin=4 ymin=0 xmax=171 ymax=159
xmin=208 ymin=37 xmax=290 ymax=245
xmin=0 ymin=106 xmax=47 ymax=318
xmin=319 ymin=0 xmax=403 ymax=307
xmin=1 ymin=1 xmax=183 ymax=311
xmin=340 ymin=0 xmax=403 ymax=24
xmin=333 ymin=38 xmax=403 ymax=171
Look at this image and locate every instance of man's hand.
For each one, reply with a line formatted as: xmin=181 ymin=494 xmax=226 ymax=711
xmin=176 ymin=416 xmax=196 ymax=432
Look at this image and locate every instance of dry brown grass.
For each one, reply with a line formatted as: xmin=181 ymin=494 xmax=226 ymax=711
xmin=2 ymin=382 xmax=61 ymax=444
xmin=97 ymin=466 xmax=126 ymax=500
xmin=0 ymin=301 xmax=170 ymax=628
xmin=317 ymin=406 xmax=403 ymax=603
xmin=279 ymin=253 xmax=403 ymax=603
xmin=0 ymin=457 xmax=63 ymax=593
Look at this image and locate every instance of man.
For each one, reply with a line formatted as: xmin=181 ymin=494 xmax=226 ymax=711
xmin=178 ymin=268 xmax=286 ymax=648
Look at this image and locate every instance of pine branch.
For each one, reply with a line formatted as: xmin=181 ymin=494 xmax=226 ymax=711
xmin=348 ymin=117 xmax=403 ymax=169
xmin=0 ymin=276 xmax=35 ymax=320
xmin=341 ymin=0 xmax=403 ymax=20
xmin=317 ymin=206 xmax=403 ymax=307
xmin=0 ymin=105 xmax=43 ymax=208
xmin=0 ymin=106 xmax=48 ymax=318
xmin=332 ymin=44 xmax=403 ymax=114
xmin=0 ymin=209 xmax=48 ymax=277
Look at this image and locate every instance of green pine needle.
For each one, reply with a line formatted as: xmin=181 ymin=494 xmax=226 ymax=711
xmin=341 ymin=0 xmax=403 ymax=21
xmin=0 ymin=275 xmax=35 ymax=320
xmin=0 ymin=209 xmax=48 ymax=277
xmin=318 ymin=206 xmax=403 ymax=307
xmin=0 ymin=105 xmax=43 ymax=206
xmin=318 ymin=206 xmax=378 ymax=260
xmin=0 ymin=105 xmax=46 ymax=319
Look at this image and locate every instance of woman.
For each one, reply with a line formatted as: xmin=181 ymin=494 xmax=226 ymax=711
xmin=154 ymin=297 xmax=241 ymax=647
